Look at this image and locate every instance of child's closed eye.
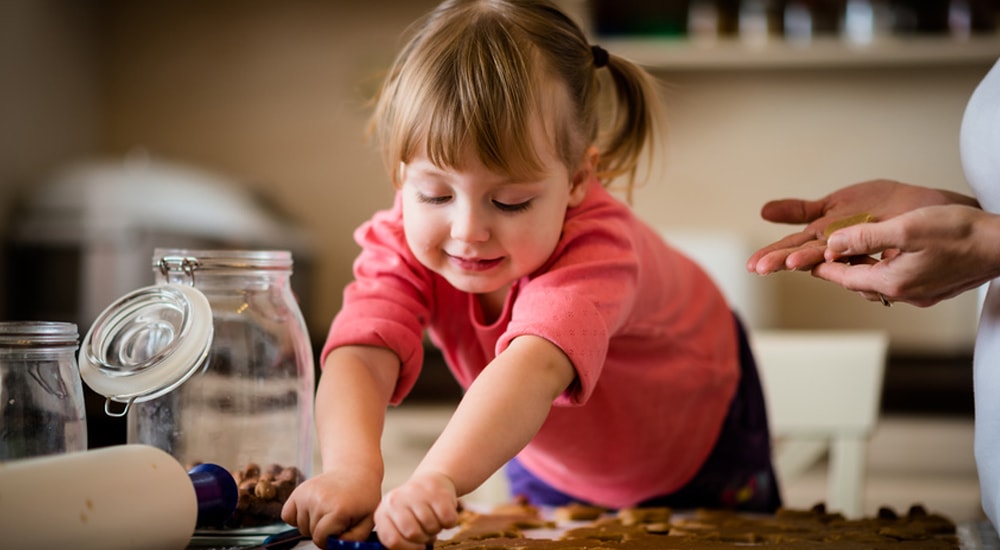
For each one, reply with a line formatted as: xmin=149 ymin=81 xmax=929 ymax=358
xmin=493 ymin=199 xmax=532 ymax=213
xmin=417 ymin=193 xmax=452 ymax=205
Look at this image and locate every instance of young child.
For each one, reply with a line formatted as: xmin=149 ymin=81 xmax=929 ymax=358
xmin=283 ymin=1 xmax=780 ymax=548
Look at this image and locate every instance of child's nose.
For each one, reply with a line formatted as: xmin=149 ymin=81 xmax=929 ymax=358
xmin=450 ymin=204 xmax=489 ymax=242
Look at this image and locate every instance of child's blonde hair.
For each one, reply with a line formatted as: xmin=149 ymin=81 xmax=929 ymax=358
xmin=371 ymin=0 xmax=663 ymax=197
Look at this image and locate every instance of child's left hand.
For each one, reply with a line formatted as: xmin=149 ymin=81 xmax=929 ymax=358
xmin=373 ymin=470 xmax=460 ymax=549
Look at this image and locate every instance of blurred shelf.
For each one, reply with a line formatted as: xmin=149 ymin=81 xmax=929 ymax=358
xmin=597 ymin=34 xmax=1000 ymax=71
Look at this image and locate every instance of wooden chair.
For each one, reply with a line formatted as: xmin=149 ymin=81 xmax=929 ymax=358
xmin=749 ymin=329 xmax=890 ymax=518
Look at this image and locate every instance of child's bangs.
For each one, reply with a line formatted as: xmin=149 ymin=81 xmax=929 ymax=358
xmin=398 ymin=24 xmax=548 ymax=181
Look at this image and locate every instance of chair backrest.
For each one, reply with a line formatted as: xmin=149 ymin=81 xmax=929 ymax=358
xmin=749 ymin=329 xmax=890 ymax=517
xmin=751 ymin=329 xmax=889 ymax=437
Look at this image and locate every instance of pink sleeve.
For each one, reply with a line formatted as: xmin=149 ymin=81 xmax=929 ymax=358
xmin=497 ymin=211 xmax=639 ymax=406
xmin=321 ymin=199 xmax=432 ymax=404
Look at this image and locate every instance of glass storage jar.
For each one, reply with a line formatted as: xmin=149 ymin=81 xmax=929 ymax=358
xmin=0 ymin=321 xmax=87 ymax=461
xmin=79 ymin=249 xmax=314 ymax=531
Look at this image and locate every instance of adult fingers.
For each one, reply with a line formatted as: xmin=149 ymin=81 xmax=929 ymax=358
xmin=747 ymin=232 xmax=821 ymax=273
xmin=811 ymin=260 xmax=881 ymax=295
xmin=825 ymin=221 xmax=903 ymax=260
xmin=781 ymin=243 xmax=829 ymax=272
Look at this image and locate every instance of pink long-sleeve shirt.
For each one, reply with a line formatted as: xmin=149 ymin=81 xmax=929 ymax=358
xmin=322 ymin=179 xmax=739 ymax=507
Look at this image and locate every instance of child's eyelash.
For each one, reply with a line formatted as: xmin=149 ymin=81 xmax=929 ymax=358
xmin=415 ymin=193 xmax=531 ymax=213
xmin=417 ymin=193 xmax=451 ymax=205
xmin=493 ymin=200 xmax=532 ymax=213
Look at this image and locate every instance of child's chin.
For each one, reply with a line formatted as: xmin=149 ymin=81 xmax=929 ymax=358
xmin=444 ymin=276 xmax=508 ymax=296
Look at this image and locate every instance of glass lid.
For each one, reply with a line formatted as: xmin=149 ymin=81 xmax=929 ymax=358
xmin=78 ymin=283 xmax=213 ymax=417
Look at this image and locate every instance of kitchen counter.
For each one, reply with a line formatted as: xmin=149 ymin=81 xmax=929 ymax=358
xmin=186 ymin=517 xmax=1000 ymax=549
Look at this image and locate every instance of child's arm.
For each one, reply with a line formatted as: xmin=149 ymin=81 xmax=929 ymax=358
xmin=374 ymin=335 xmax=576 ymax=549
xmin=282 ymin=344 xmax=400 ymax=548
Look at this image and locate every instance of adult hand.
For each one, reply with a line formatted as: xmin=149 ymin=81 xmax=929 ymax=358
xmin=814 ymin=204 xmax=1000 ymax=307
xmin=281 ymin=468 xmax=382 ymax=548
xmin=374 ymin=470 xmax=460 ymax=550
xmin=747 ymin=179 xmax=969 ymax=274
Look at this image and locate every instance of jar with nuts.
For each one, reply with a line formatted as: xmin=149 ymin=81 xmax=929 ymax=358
xmin=80 ymin=250 xmax=315 ymax=533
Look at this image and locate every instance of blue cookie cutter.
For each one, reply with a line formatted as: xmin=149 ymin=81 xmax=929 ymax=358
xmin=326 ymin=532 xmax=432 ymax=550
xmin=326 ymin=532 xmax=385 ymax=550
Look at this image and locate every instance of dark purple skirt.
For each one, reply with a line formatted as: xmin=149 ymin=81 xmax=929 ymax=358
xmin=505 ymin=314 xmax=782 ymax=513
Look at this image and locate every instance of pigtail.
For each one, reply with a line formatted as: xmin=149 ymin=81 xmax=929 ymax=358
xmin=594 ymin=51 xmax=665 ymax=202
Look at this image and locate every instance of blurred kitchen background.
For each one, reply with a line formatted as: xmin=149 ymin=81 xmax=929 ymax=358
xmin=3 ymin=0 xmax=999 ymax=523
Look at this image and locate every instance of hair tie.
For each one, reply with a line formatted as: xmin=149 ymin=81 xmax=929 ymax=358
xmin=590 ymin=45 xmax=609 ymax=69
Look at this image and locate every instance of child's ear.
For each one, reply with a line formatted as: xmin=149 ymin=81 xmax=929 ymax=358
xmin=568 ymin=146 xmax=598 ymax=207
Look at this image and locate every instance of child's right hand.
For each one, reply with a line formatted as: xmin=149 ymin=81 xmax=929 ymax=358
xmin=373 ymin=470 xmax=460 ymax=549
xmin=281 ymin=468 xmax=383 ymax=548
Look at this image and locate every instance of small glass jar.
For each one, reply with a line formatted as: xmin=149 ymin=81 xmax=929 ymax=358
xmin=79 ymin=249 xmax=314 ymax=531
xmin=0 ymin=321 xmax=87 ymax=461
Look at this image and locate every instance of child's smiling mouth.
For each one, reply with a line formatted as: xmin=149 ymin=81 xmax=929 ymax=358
xmin=446 ymin=253 xmax=504 ymax=272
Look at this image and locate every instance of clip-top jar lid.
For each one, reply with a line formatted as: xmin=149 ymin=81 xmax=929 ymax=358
xmin=79 ymin=283 xmax=213 ymax=417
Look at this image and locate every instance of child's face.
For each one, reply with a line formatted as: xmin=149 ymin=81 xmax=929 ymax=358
xmin=400 ymin=128 xmax=591 ymax=306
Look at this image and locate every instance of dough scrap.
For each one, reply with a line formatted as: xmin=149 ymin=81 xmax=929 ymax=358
xmin=823 ymin=213 xmax=874 ymax=239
